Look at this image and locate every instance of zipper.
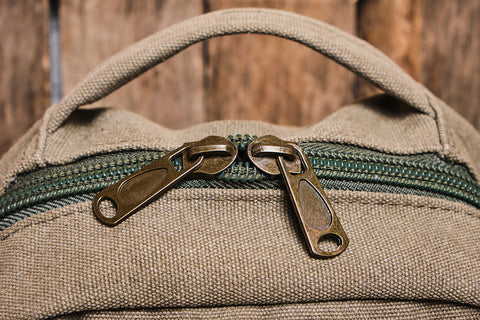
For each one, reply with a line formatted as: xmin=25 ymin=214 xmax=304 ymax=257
xmin=92 ymin=135 xmax=348 ymax=258
xmin=246 ymin=135 xmax=348 ymax=257
xmin=93 ymin=136 xmax=238 ymax=226
xmin=1 ymin=135 xmax=479 ymax=246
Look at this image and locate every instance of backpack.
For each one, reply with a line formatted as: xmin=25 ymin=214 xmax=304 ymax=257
xmin=1 ymin=8 xmax=479 ymax=319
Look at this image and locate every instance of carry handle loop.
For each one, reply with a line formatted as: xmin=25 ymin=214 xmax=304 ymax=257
xmin=46 ymin=8 xmax=437 ymax=133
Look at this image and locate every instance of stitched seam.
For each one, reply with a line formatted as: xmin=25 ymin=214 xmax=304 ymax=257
xmin=54 ymin=299 xmax=480 ymax=318
xmin=1 ymin=195 xmax=478 ymax=242
xmin=425 ymin=92 xmax=449 ymax=157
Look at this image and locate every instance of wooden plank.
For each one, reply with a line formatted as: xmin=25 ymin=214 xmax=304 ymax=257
xmin=60 ymin=0 xmax=205 ymax=129
xmin=356 ymin=0 xmax=480 ymax=131
xmin=355 ymin=0 xmax=421 ymax=99
xmin=0 ymin=0 xmax=50 ymax=156
xmin=420 ymin=0 xmax=480 ymax=130
xmin=204 ymin=0 xmax=356 ymax=126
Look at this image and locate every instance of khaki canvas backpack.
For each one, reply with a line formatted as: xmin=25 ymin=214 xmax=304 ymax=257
xmin=1 ymin=8 xmax=479 ymax=319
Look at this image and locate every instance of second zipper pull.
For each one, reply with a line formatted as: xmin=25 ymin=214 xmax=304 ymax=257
xmin=248 ymin=135 xmax=349 ymax=258
xmin=93 ymin=136 xmax=237 ymax=226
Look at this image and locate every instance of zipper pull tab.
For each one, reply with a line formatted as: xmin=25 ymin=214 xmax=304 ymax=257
xmin=93 ymin=136 xmax=237 ymax=226
xmin=248 ymin=135 xmax=349 ymax=258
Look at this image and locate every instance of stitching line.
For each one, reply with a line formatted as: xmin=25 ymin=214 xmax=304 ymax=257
xmin=1 ymin=194 xmax=478 ymax=242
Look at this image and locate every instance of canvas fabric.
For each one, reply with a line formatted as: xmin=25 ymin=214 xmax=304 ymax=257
xmin=1 ymin=190 xmax=479 ymax=319
xmin=0 ymin=8 xmax=479 ymax=319
xmin=53 ymin=301 xmax=480 ymax=320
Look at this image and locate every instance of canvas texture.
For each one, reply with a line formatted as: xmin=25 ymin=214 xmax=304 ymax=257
xmin=0 ymin=8 xmax=479 ymax=319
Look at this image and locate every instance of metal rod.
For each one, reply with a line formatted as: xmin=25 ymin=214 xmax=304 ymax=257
xmin=49 ymin=0 xmax=62 ymax=104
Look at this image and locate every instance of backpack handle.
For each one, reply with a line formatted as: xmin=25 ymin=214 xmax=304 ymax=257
xmin=45 ymin=8 xmax=438 ymax=133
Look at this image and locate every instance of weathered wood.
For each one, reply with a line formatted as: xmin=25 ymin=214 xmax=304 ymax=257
xmin=356 ymin=0 xmax=421 ymax=99
xmin=2 ymin=0 xmax=479 ymax=160
xmin=0 ymin=0 xmax=50 ymax=156
xmin=420 ymin=0 xmax=480 ymax=129
xmin=204 ymin=0 xmax=356 ymax=126
xmin=356 ymin=0 xmax=480 ymax=131
xmin=60 ymin=0 xmax=205 ymax=129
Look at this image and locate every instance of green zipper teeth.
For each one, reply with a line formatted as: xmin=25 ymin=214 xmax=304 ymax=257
xmin=1 ymin=135 xmax=479 ymax=222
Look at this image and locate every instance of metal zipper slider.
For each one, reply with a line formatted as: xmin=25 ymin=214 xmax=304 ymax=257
xmin=248 ymin=135 xmax=349 ymax=258
xmin=93 ymin=136 xmax=237 ymax=226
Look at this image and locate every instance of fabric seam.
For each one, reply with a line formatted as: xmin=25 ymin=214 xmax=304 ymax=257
xmin=53 ymin=298 xmax=480 ymax=318
xmin=1 ymin=194 xmax=478 ymax=242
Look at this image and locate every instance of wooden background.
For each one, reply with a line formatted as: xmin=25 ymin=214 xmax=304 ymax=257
xmin=1 ymin=0 xmax=479 ymax=156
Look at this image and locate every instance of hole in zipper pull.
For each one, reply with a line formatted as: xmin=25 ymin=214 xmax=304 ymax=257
xmin=97 ymin=197 xmax=117 ymax=219
xmin=317 ymin=234 xmax=343 ymax=253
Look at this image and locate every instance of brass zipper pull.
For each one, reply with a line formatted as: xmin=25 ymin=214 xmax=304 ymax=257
xmin=248 ymin=135 xmax=349 ymax=258
xmin=93 ymin=136 xmax=237 ymax=226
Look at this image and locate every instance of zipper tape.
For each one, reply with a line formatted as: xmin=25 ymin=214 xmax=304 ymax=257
xmin=1 ymin=136 xmax=479 ymax=226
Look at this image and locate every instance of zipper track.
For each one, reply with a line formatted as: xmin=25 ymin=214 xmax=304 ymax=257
xmin=1 ymin=135 xmax=479 ymax=224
